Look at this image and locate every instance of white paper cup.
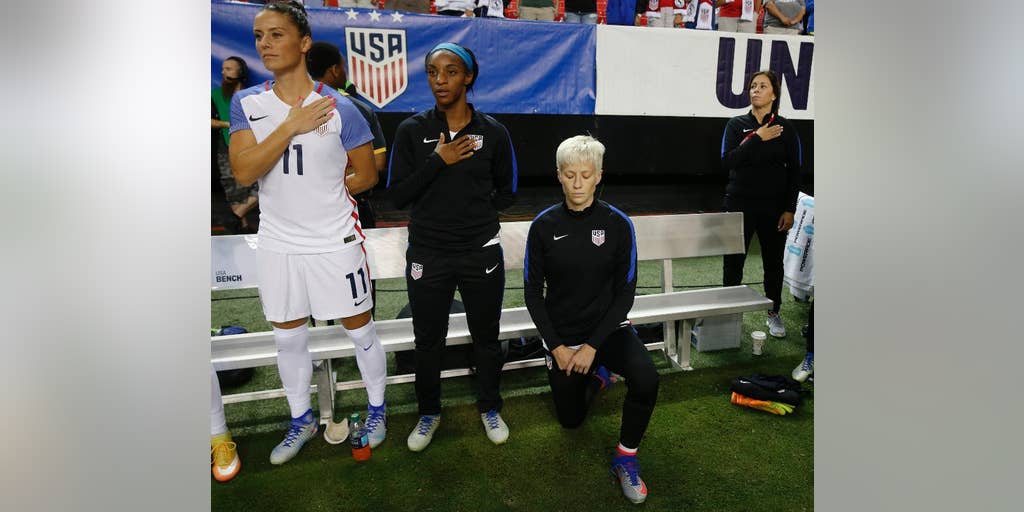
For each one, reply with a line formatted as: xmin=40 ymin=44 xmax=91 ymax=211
xmin=751 ymin=330 xmax=767 ymax=355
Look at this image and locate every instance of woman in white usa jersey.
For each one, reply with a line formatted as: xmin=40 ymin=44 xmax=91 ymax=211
xmin=227 ymin=0 xmax=389 ymax=466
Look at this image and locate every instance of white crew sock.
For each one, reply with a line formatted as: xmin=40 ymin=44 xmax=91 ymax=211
xmin=211 ymin=365 xmax=228 ymax=436
xmin=274 ymin=323 xmax=313 ymax=418
xmin=346 ymin=320 xmax=387 ymax=407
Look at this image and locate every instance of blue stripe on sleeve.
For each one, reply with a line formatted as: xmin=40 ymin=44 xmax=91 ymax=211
xmin=505 ymin=129 xmax=518 ymax=193
xmin=720 ymin=127 xmax=728 ymax=158
xmin=796 ymin=132 xmax=803 ymax=166
xmin=606 ymin=204 xmax=637 ymax=284
xmin=523 ymin=240 xmax=528 ymax=282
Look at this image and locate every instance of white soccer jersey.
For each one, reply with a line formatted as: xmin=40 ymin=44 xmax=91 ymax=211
xmin=230 ymin=81 xmax=374 ymax=254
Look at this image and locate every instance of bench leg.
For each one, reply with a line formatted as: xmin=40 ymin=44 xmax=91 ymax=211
xmin=660 ymin=259 xmax=690 ymax=370
xmin=313 ymin=359 xmax=336 ymax=425
xmin=676 ymin=319 xmax=694 ymax=371
xmin=663 ymin=318 xmax=679 ymax=368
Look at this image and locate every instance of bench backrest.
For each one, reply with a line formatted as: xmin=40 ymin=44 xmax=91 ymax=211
xmin=211 ymin=212 xmax=744 ymax=290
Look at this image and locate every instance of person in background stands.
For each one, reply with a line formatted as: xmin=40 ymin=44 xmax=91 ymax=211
xmin=716 ymin=0 xmax=760 ymax=33
xmin=802 ymin=0 xmax=813 ymax=35
xmin=687 ymin=0 xmax=716 ymax=30
xmin=307 ymin=41 xmax=388 ymax=230
xmin=563 ymin=0 xmax=599 ymax=24
xmin=388 ymin=0 xmax=431 ymax=14
xmin=337 ymin=0 xmax=377 ymax=9
xmin=719 ymin=69 xmax=802 ymax=341
xmin=435 ymin=0 xmax=482 ymax=16
xmin=604 ymin=0 xmax=644 ymax=26
xmin=478 ymin=0 xmax=507 ymax=18
xmin=212 ymin=56 xmax=259 ymax=234
xmin=638 ymin=0 xmax=683 ymax=27
xmin=762 ymin=0 xmax=805 ymax=35
xmin=518 ymin=0 xmax=559 ymax=21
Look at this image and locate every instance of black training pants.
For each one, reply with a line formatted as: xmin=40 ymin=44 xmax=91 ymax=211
xmin=722 ymin=207 xmax=787 ymax=312
xmin=406 ymin=243 xmax=505 ymax=415
xmin=545 ymin=327 xmax=659 ymax=449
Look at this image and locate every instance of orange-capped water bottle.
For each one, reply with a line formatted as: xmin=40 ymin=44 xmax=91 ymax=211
xmin=348 ymin=412 xmax=371 ymax=461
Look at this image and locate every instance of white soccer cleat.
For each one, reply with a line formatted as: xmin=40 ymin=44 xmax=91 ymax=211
xmin=480 ymin=409 xmax=509 ymax=445
xmin=792 ymin=355 xmax=814 ymax=383
xmin=407 ymin=414 xmax=441 ymax=452
xmin=766 ymin=311 xmax=787 ymax=338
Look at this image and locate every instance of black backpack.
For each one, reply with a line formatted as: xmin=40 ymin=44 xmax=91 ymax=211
xmin=213 ymin=326 xmax=255 ymax=388
xmin=730 ymin=373 xmax=803 ymax=407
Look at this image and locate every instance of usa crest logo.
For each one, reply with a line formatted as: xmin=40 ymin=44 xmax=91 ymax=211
xmin=592 ymin=230 xmax=605 ymax=247
xmin=411 ymin=262 xmax=423 ymax=280
xmin=345 ymin=28 xmax=408 ymax=109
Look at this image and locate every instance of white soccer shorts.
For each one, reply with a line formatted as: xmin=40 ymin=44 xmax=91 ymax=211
xmin=257 ymin=244 xmax=374 ymax=323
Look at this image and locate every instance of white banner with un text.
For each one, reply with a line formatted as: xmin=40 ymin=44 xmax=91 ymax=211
xmin=596 ymin=25 xmax=814 ymax=119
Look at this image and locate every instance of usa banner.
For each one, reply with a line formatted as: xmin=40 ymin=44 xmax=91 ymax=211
xmin=212 ymin=2 xmax=597 ymax=115
xmin=345 ymin=27 xmax=408 ymax=109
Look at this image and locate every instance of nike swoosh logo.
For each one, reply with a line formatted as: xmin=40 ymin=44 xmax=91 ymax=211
xmin=249 ymin=114 xmax=268 ymax=122
xmin=553 ymin=234 xmax=568 ymax=240
xmin=485 ymin=264 xmax=499 ymax=274
xmin=354 ymin=297 xmax=368 ymax=306
xmin=742 ymin=128 xmax=754 ymax=133
xmin=361 ymin=344 xmax=372 ymax=351
xmin=423 ymin=137 xmax=439 ymax=143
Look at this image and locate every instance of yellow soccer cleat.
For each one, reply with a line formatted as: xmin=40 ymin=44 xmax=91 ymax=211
xmin=211 ymin=432 xmax=241 ymax=482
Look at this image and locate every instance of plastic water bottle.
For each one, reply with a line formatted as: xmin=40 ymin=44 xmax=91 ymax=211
xmin=348 ymin=412 xmax=371 ymax=461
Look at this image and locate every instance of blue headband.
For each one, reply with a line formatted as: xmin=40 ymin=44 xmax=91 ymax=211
xmin=427 ymin=43 xmax=474 ymax=75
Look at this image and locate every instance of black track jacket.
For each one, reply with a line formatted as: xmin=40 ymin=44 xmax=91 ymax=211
xmin=720 ymin=111 xmax=802 ymax=213
xmin=386 ymin=104 xmax=517 ymax=250
xmin=524 ymin=200 xmax=638 ymax=351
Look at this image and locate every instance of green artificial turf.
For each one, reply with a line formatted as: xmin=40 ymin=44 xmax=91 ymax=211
xmin=212 ymin=241 xmax=813 ymax=511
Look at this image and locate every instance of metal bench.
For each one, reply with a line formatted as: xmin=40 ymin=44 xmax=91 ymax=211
xmin=211 ymin=213 xmax=771 ymax=423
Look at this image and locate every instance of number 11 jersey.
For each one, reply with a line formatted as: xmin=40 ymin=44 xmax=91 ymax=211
xmin=230 ymin=81 xmax=374 ymax=254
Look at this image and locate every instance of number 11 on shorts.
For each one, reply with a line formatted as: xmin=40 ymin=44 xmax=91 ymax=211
xmin=346 ymin=267 xmax=367 ymax=300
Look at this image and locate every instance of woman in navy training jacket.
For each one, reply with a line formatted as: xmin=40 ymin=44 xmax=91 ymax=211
xmin=386 ymin=42 xmax=518 ymax=452
xmin=720 ymin=69 xmax=802 ymax=339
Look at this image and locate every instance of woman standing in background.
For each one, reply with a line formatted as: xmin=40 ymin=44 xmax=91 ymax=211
xmin=720 ymin=69 xmax=802 ymax=340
